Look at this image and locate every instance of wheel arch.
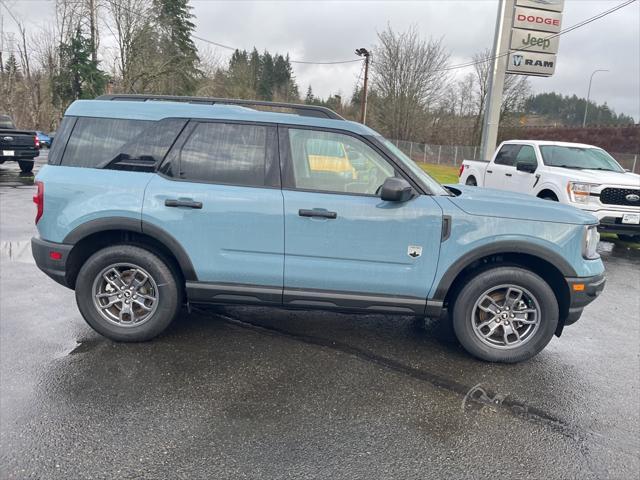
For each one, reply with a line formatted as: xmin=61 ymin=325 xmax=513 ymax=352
xmin=535 ymin=183 xmax=561 ymax=200
xmin=63 ymin=217 xmax=197 ymax=289
xmin=434 ymin=242 xmax=574 ymax=333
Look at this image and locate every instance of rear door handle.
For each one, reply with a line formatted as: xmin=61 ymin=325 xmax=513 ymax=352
xmin=165 ymin=199 xmax=203 ymax=209
xmin=487 ymin=170 xmax=493 ymax=174
xmin=299 ymin=209 xmax=337 ymax=219
xmin=505 ymin=173 xmax=512 ymax=177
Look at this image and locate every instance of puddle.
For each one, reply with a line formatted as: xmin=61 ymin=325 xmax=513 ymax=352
xmin=0 ymin=240 xmax=35 ymax=263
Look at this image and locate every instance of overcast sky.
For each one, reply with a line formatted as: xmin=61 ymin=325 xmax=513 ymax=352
xmin=3 ymin=0 xmax=639 ymax=120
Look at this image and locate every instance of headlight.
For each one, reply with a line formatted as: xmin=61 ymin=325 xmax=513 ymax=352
xmin=583 ymin=225 xmax=600 ymax=259
xmin=567 ymin=182 xmax=599 ymax=204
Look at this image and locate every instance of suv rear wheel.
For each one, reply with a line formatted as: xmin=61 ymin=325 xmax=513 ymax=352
xmin=452 ymin=267 xmax=558 ymax=363
xmin=75 ymin=245 xmax=181 ymax=341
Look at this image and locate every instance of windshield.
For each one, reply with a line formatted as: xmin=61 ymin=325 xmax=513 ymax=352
xmin=539 ymin=146 xmax=624 ymax=173
xmin=377 ymin=138 xmax=450 ymax=195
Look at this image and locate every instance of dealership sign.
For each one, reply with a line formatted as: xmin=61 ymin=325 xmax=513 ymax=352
xmin=513 ymin=6 xmax=562 ymax=33
xmin=510 ymin=28 xmax=559 ymax=54
xmin=515 ymin=0 xmax=564 ymax=13
xmin=507 ymin=0 xmax=564 ymax=77
xmin=508 ymin=51 xmax=556 ymax=76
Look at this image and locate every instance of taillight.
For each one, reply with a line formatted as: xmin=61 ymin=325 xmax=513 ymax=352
xmin=34 ymin=135 xmax=40 ymax=149
xmin=458 ymin=164 xmax=465 ymax=177
xmin=33 ymin=181 xmax=43 ymax=224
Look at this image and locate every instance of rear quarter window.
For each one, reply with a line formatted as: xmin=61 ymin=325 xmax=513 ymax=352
xmin=47 ymin=116 xmax=76 ymax=165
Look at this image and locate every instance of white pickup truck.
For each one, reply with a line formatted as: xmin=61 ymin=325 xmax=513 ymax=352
xmin=459 ymin=140 xmax=640 ymax=241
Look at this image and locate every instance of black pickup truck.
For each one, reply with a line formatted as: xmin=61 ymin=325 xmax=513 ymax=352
xmin=0 ymin=115 xmax=39 ymax=174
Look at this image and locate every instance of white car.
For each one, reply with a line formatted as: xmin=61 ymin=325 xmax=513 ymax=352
xmin=459 ymin=140 xmax=640 ymax=241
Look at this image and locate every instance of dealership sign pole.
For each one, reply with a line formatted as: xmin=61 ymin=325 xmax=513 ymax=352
xmin=480 ymin=0 xmax=514 ymax=162
xmin=480 ymin=0 xmax=564 ymax=161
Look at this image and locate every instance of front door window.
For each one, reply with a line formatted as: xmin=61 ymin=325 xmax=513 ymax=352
xmin=287 ymin=129 xmax=394 ymax=195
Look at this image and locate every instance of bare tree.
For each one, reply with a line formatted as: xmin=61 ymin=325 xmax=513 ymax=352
xmin=371 ymin=25 xmax=450 ymax=140
xmin=472 ymin=48 xmax=531 ymax=143
xmin=104 ymin=0 xmax=152 ymax=89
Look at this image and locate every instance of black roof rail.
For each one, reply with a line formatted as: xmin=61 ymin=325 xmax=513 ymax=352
xmin=95 ymin=94 xmax=345 ymax=120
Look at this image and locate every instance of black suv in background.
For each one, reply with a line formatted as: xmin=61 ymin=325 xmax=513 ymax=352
xmin=0 ymin=114 xmax=40 ymax=174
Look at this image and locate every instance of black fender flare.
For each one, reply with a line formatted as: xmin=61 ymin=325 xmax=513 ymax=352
xmin=432 ymin=240 xmax=577 ymax=302
xmin=63 ymin=216 xmax=197 ymax=281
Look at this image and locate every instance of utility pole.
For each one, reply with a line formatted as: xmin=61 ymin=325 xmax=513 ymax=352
xmin=480 ymin=0 xmax=515 ymax=161
xmin=356 ymin=48 xmax=370 ymax=125
xmin=0 ymin=11 xmax=4 ymax=75
xmin=88 ymin=0 xmax=98 ymax=63
xmin=582 ymin=69 xmax=608 ymax=127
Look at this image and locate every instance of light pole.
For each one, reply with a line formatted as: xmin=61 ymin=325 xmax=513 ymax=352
xmin=355 ymin=48 xmax=370 ymax=124
xmin=582 ymin=69 xmax=608 ymax=127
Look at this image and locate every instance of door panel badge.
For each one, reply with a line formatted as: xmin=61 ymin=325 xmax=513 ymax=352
xmin=408 ymin=245 xmax=422 ymax=258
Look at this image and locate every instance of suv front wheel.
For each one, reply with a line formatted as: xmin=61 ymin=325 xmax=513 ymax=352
xmin=452 ymin=267 xmax=558 ymax=363
xmin=75 ymin=245 xmax=181 ymax=341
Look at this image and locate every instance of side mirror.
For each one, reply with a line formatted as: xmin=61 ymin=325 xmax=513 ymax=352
xmin=380 ymin=177 xmax=414 ymax=202
xmin=516 ymin=162 xmax=537 ymax=173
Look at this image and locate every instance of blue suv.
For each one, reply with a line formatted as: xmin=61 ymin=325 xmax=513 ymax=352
xmin=31 ymin=95 xmax=605 ymax=362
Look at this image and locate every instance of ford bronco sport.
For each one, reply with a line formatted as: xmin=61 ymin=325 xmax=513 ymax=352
xmin=31 ymin=95 xmax=605 ymax=362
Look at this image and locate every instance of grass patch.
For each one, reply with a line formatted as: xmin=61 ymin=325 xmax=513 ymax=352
xmin=418 ymin=163 xmax=459 ymax=184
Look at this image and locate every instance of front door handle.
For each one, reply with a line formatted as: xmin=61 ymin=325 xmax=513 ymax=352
xmin=505 ymin=173 xmax=512 ymax=177
xmin=299 ymin=209 xmax=337 ymax=219
xmin=487 ymin=170 xmax=493 ymax=174
xmin=165 ymin=199 xmax=203 ymax=209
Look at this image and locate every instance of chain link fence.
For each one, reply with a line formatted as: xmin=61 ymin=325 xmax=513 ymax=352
xmin=389 ymin=139 xmax=639 ymax=173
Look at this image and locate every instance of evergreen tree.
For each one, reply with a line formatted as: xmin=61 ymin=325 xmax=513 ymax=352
xmin=305 ymin=85 xmax=315 ymax=104
xmin=218 ymin=47 xmax=300 ymax=102
xmin=52 ymin=28 xmax=107 ymax=107
xmin=4 ymin=54 xmax=20 ymax=77
xmin=272 ymin=54 xmax=298 ymax=101
xmin=152 ymin=0 xmax=200 ymax=95
xmin=249 ymin=48 xmax=261 ymax=93
xmin=525 ymin=92 xmax=634 ymax=125
xmin=258 ymin=51 xmax=274 ymax=100
xmin=225 ymin=49 xmax=254 ymax=98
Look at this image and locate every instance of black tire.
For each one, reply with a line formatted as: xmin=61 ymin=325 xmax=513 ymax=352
xmin=617 ymin=234 xmax=640 ymax=243
xmin=18 ymin=160 xmax=34 ymax=174
xmin=465 ymin=176 xmax=477 ymax=186
xmin=75 ymin=245 xmax=181 ymax=342
xmin=452 ymin=267 xmax=558 ymax=363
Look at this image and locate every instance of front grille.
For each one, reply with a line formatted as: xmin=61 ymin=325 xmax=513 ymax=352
xmin=599 ymin=188 xmax=640 ymax=207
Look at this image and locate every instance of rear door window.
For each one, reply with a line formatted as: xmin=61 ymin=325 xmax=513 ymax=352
xmin=177 ymin=122 xmax=278 ymax=187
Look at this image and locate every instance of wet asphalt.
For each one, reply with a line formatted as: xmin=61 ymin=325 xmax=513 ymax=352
xmin=1 ymin=154 xmax=639 ymax=479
